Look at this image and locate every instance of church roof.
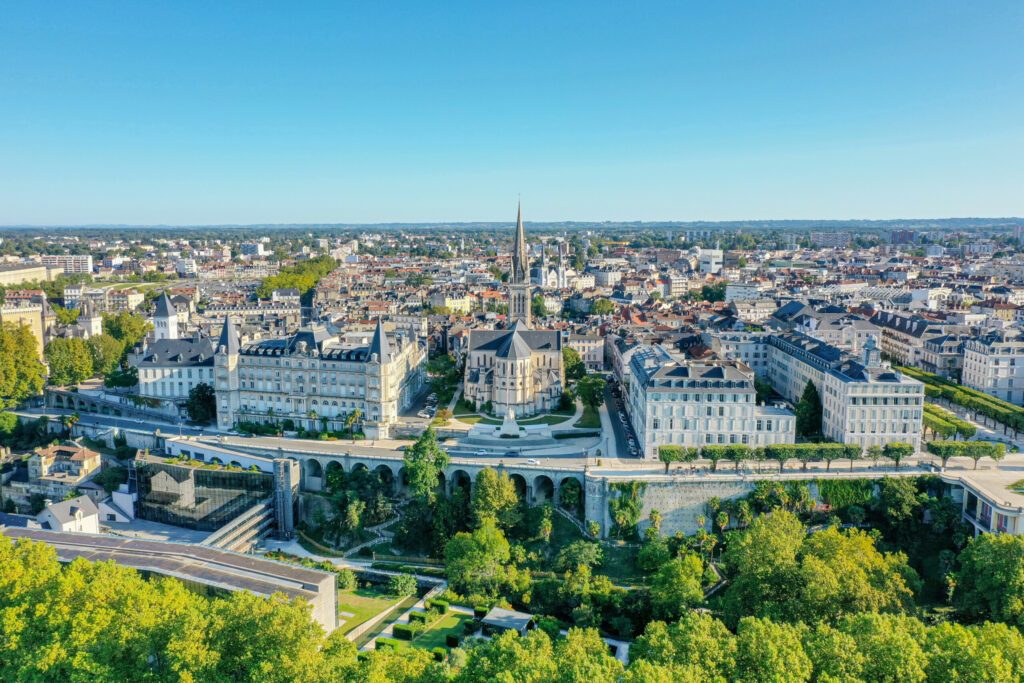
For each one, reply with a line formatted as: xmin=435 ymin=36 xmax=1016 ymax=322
xmin=497 ymin=330 xmax=533 ymax=360
xmin=154 ymin=293 xmax=175 ymax=318
xmin=217 ymin=315 xmax=240 ymax=355
xmin=368 ymin=317 xmax=393 ymax=361
xmin=468 ymin=327 xmax=561 ymax=354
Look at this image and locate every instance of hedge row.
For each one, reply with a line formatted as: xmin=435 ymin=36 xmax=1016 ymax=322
xmin=393 ymin=623 xmax=421 ymax=640
xmin=924 ymin=403 xmax=976 ymax=439
xmin=659 ymin=443 xmax=868 ymax=471
xmin=427 ymin=599 xmax=449 ymax=614
xmin=409 ymin=611 xmax=429 ymax=625
xmin=903 ymin=366 xmax=1024 ymax=433
xmin=376 ymin=637 xmax=402 ymax=650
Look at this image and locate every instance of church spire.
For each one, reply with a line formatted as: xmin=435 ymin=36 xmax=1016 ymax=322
xmin=511 ymin=201 xmax=528 ymax=285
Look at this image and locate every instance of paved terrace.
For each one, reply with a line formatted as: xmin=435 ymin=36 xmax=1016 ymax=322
xmin=0 ymin=527 xmax=338 ymax=632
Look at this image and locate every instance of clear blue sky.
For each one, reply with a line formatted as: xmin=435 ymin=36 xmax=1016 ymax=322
xmin=1 ymin=2 xmax=1021 ymax=225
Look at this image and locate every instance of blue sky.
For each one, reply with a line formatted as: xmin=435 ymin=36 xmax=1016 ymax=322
xmin=0 ymin=2 xmax=1021 ymax=225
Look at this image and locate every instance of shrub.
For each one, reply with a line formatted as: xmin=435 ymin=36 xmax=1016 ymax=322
xmin=336 ymin=568 xmax=357 ymax=590
xmin=428 ymin=598 xmax=449 ymax=613
xmin=393 ymin=623 xmax=420 ymax=641
xmin=376 ymin=637 xmax=401 ymax=650
xmin=464 ymin=618 xmax=482 ymax=635
xmin=409 ymin=611 xmax=429 ymax=625
xmin=445 ymin=633 xmax=460 ymax=648
xmin=432 ymin=647 xmax=447 ymax=662
xmin=473 ymin=605 xmax=488 ymax=618
xmin=388 ymin=572 xmax=417 ymax=597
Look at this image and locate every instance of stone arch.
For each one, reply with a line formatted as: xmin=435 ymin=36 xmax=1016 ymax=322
xmin=508 ymin=473 xmax=529 ymax=501
xmin=450 ymin=469 xmax=472 ymax=496
xmin=532 ymin=475 xmax=554 ymax=505
xmin=557 ymin=476 xmax=584 ymax=512
xmin=374 ymin=464 xmax=395 ymax=495
xmin=436 ymin=470 xmax=447 ymax=494
xmin=398 ymin=466 xmax=409 ymax=493
xmin=230 ymin=461 xmax=242 ymax=468
xmin=210 ymin=457 xmax=223 ymax=465
xmin=305 ymin=459 xmax=323 ymax=478
xmin=324 ymin=460 xmax=344 ymax=485
xmin=351 ymin=462 xmax=370 ymax=474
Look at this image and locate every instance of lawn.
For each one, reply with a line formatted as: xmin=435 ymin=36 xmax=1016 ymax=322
xmin=410 ymin=612 xmax=473 ymax=650
xmin=337 ymin=587 xmax=405 ymax=636
xmin=574 ymin=404 xmax=601 ymax=429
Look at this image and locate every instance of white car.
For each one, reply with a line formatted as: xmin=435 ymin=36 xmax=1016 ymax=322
xmin=525 ymin=458 xmax=541 ymax=465
xmin=475 ymin=449 xmax=488 ymax=456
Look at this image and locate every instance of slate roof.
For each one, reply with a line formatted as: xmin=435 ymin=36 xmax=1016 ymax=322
xmin=154 ymin=293 xmax=175 ymax=318
xmin=467 ymin=325 xmax=561 ymax=354
xmin=138 ymin=337 xmax=216 ymax=367
xmin=41 ymin=495 xmax=99 ymax=527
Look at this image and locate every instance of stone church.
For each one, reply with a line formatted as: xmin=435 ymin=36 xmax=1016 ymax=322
xmin=463 ymin=205 xmax=565 ymax=418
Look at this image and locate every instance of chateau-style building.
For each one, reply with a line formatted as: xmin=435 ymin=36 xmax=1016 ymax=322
xmin=214 ymin=317 xmax=426 ymax=438
xmin=463 ymin=206 xmax=564 ymax=418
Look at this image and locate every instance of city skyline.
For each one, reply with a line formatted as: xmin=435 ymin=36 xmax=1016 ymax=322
xmin=1 ymin=2 xmax=1022 ymax=224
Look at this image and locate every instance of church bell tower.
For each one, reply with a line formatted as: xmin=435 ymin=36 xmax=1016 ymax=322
xmin=508 ymin=202 xmax=532 ymax=327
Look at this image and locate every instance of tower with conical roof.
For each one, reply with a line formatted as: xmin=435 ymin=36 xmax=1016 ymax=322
xmin=153 ymin=293 xmax=178 ymax=340
xmin=214 ymin=315 xmax=240 ymax=429
xmin=508 ymin=202 xmax=532 ymax=327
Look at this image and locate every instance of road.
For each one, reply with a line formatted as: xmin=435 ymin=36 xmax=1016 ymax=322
xmin=603 ymin=381 xmax=639 ymax=459
xmin=17 ymin=408 xmax=214 ymax=438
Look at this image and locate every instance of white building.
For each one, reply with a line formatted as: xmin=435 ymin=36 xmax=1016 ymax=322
xmin=627 ymin=345 xmax=795 ymax=458
xmin=766 ymin=333 xmax=924 ymax=451
xmin=41 ymin=254 xmax=93 ymax=274
xmin=37 ymin=495 xmax=100 ymax=534
xmin=152 ymin=294 xmax=179 ymax=341
xmin=698 ymin=248 xmax=723 ymax=275
xmin=214 ymin=317 xmax=426 ymax=438
xmin=962 ymin=332 xmax=1024 ymax=405
xmin=134 ymin=335 xmax=217 ymax=403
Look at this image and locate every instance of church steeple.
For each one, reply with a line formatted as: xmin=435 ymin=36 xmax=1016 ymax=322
xmin=508 ymin=202 xmax=531 ymax=327
xmin=511 ymin=201 xmax=528 ymax=285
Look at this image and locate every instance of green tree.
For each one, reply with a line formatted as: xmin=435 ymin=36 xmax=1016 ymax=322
xmin=455 ymin=629 xmax=557 ymax=683
xmin=591 ymin=298 xmax=615 ymax=316
xmin=554 ymin=541 xmax=604 ymax=573
xmin=952 ymin=533 xmax=1024 ymax=625
xmin=0 ymin=322 xmax=45 ymax=406
xmin=629 ymin=612 xmax=737 ymax=681
xmin=552 ymin=627 xmax=624 ymax=683
xmin=86 ymin=333 xmax=123 ymax=376
xmin=444 ymin=517 xmax=512 ymax=596
xmin=387 ymin=572 xmax=417 ymax=597
xmin=51 ymin=303 xmax=80 ymax=325
xmin=102 ymin=311 xmax=151 ymax=356
xmin=44 ymin=337 xmax=94 ymax=386
xmin=563 ymin=346 xmax=586 ymax=381
xmin=802 ymin=622 xmax=865 ymax=683
xmin=531 ymin=294 xmax=548 ymax=319
xmin=650 ymin=554 xmax=705 ymax=621
xmin=185 ymin=382 xmax=217 ymax=423
xmin=795 ymin=380 xmax=823 ymax=438
xmin=471 ymin=467 xmax=522 ymax=530
xmin=837 ymin=613 xmax=928 ymax=683
xmin=733 ymin=617 xmax=812 ymax=683
xmin=575 ymin=375 xmax=606 ymax=409
xmin=882 ymin=441 xmax=914 ymax=470
xmin=403 ymin=427 xmax=449 ymax=503
xmin=345 ymin=408 xmax=363 ymax=440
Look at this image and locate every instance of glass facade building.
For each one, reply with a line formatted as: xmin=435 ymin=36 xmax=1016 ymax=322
xmin=135 ymin=459 xmax=274 ymax=531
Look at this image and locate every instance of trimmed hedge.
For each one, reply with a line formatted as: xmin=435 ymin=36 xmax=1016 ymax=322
xmin=409 ymin=611 xmax=429 ymax=625
xmin=445 ymin=633 xmax=460 ymax=648
xmin=464 ymin=618 xmax=482 ymax=634
xmin=473 ymin=605 xmax=488 ymax=618
xmin=393 ymin=623 xmax=421 ymax=641
xmin=376 ymin=637 xmax=401 ymax=650
xmin=432 ymin=647 xmax=447 ymax=662
xmin=428 ymin=599 xmax=449 ymax=614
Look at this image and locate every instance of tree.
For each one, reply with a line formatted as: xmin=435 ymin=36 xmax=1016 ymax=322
xmin=434 ymin=407 xmax=452 ymax=425
xmin=387 ymin=572 xmax=417 ymax=597
xmin=86 ymin=333 xmax=123 ymax=376
xmin=102 ymin=311 xmax=151 ymax=356
xmin=559 ymin=478 xmax=583 ymax=511
xmin=531 ymin=294 xmax=548 ymax=319
xmin=591 ymin=298 xmax=615 ymax=316
xmin=650 ymin=554 xmax=705 ymax=621
xmin=555 ymin=541 xmax=604 ymax=572
xmin=51 ymin=303 xmax=80 ymax=325
xmin=802 ymin=622 xmax=865 ymax=683
xmin=444 ymin=517 xmax=512 ymax=596
xmin=733 ymin=617 xmax=812 ymax=683
xmin=637 ymin=534 xmax=671 ymax=573
xmin=0 ymin=322 xmax=45 ymax=406
xmin=837 ymin=613 xmax=928 ymax=683
xmin=185 ymin=382 xmax=217 ymax=423
xmin=882 ymin=442 xmax=914 ymax=470
xmin=403 ymin=427 xmax=448 ymax=503
xmin=455 ymin=630 xmax=557 ymax=683
xmin=575 ymin=375 xmax=606 ymax=409
xmin=471 ymin=467 xmax=521 ymax=530
xmin=563 ymin=347 xmax=586 ymax=381
xmin=795 ymin=380 xmax=822 ymax=438
xmin=552 ymin=627 xmax=625 ymax=683
xmin=45 ymin=337 xmax=94 ymax=386
xmin=952 ymin=533 xmax=1024 ymax=625
xmin=629 ymin=612 xmax=737 ymax=681
xmin=345 ymin=408 xmax=363 ymax=440
xmin=538 ymin=516 xmax=553 ymax=543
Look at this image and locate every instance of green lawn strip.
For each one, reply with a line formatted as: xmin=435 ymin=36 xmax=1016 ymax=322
xmin=351 ymin=594 xmax=419 ymax=647
xmin=573 ymin=404 xmax=601 ymax=429
xmin=337 ymin=587 xmax=405 ymax=636
xmin=385 ymin=612 xmax=472 ymax=651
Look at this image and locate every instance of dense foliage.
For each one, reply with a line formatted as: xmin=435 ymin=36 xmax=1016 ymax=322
xmin=0 ymin=322 xmax=45 ymax=406
xmin=255 ymin=255 xmax=336 ymax=299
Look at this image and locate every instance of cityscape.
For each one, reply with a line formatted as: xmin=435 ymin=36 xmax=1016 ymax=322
xmin=2 ymin=3 xmax=1024 ymax=682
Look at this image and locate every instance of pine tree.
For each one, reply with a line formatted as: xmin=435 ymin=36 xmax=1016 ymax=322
xmin=795 ymin=380 xmax=823 ymax=439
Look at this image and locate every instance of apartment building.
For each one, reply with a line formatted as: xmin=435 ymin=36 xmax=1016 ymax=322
xmin=962 ymin=332 xmax=1024 ymax=405
xmin=41 ymin=254 xmax=93 ymax=274
xmin=627 ymin=345 xmax=795 ymax=458
xmin=766 ymin=333 xmax=923 ymax=451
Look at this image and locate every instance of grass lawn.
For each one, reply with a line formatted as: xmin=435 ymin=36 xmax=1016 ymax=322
xmin=456 ymin=410 xmax=572 ymax=427
xmin=337 ymin=587 xmax=405 ymax=636
xmin=410 ymin=612 xmax=473 ymax=650
xmin=574 ymin=404 xmax=601 ymax=429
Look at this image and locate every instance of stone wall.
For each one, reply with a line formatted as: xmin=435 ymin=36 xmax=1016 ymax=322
xmin=585 ymin=474 xmax=755 ymax=537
